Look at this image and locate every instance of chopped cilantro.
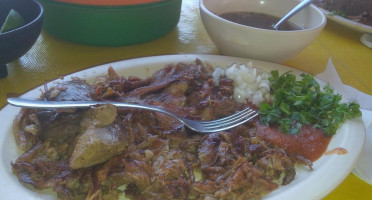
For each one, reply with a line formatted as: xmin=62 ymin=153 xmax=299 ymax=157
xmin=259 ymin=70 xmax=361 ymax=136
xmin=330 ymin=10 xmax=347 ymax=18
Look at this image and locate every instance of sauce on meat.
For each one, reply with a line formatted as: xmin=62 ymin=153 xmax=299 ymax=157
xmin=256 ymin=123 xmax=332 ymax=162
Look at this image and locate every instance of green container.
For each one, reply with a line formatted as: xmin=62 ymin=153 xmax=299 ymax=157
xmin=38 ymin=0 xmax=182 ymax=46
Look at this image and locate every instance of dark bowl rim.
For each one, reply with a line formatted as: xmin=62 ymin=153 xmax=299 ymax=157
xmin=0 ymin=0 xmax=44 ymax=37
xmin=38 ymin=0 xmax=181 ymax=10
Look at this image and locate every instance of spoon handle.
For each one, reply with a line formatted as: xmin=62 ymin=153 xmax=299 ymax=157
xmin=273 ymin=0 xmax=314 ymax=30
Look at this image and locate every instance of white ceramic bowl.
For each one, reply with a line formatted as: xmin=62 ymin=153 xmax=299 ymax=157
xmin=200 ymin=0 xmax=327 ymax=63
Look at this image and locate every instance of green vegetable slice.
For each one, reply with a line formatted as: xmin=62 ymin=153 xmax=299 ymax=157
xmin=259 ymin=70 xmax=361 ymax=136
xmin=0 ymin=9 xmax=25 ymax=34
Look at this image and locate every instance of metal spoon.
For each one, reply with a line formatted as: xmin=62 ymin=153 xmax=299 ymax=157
xmin=273 ymin=0 xmax=314 ymax=30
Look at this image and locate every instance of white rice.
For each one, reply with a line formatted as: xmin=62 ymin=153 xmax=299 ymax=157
xmin=212 ymin=62 xmax=272 ymax=106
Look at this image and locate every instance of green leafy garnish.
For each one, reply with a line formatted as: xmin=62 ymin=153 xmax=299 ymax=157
xmin=0 ymin=9 xmax=25 ymax=34
xmin=330 ymin=10 xmax=347 ymax=18
xmin=259 ymin=70 xmax=361 ymax=136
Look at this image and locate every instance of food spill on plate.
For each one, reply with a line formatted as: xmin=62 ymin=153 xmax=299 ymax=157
xmin=324 ymin=147 xmax=348 ymax=156
xmin=11 ymin=59 xmax=361 ymax=199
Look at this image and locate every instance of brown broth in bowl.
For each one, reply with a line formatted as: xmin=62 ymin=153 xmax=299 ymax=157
xmin=219 ymin=11 xmax=303 ymax=31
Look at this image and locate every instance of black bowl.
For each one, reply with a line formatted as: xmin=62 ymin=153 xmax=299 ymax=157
xmin=0 ymin=0 xmax=43 ymax=78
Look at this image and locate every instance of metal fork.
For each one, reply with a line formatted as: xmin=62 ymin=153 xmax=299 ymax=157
xmin=7 ymin=97 xmax=258 ymax=133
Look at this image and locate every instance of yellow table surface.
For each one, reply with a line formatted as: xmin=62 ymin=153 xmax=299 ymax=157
xmin=1 ymin=0 xmax=371 ymax=199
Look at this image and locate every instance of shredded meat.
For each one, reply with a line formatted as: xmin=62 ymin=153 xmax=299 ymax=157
xmin=11 ymin=60 xmax=312 ymax=200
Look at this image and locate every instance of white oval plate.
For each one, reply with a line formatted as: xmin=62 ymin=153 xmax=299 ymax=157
xmin=0 ymin=54 xmax=366 ymax=200
xmin=317 ymin=7 xmax=372 ymax=34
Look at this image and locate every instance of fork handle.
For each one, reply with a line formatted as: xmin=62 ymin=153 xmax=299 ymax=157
xmin=7 ymin=97 xmax=179 ymax=119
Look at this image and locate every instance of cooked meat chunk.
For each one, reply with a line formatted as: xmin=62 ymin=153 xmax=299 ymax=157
xmin=36 ymin=110 xmax=81 ymax=141
xmin=13 ymin=108 xmax=40 ymax=151
xmin=256 ymin=149 xmax=296 ymax=185
xmin=44 ymin=79 xmax=94 ymax=101
xmin=70 ymin=104 xmax=129 ymax=169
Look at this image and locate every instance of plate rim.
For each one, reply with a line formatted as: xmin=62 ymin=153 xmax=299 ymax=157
xmin=317 ymin=7 xmax=372 ymax=33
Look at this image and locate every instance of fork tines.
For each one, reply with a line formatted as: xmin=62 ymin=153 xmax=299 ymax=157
xmin=202 ymin=107 xmax=258 ymax=131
